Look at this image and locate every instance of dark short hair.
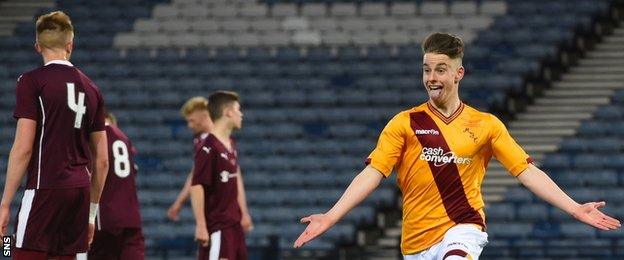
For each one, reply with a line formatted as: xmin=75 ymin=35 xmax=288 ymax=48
xmin=422 ymin=32 xmax=464 ymax=60
xmin=208 ymin=91 xmax=240 ymax=121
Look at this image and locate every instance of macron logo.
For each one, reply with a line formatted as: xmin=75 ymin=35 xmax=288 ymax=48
xmin=202 ymin=147 xmax=211 ymax=154
xmin=415 ymin=129 xmax=440 ymax=136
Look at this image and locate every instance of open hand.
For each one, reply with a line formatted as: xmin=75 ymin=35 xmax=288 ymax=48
xmin=293 ymin=214 xmax=335 ymax=248
xmin=572 ymin=201 xmax=621 ymax=230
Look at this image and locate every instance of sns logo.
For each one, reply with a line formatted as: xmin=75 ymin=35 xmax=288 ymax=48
xmin=2 ymin=236 xmax=10 ymax=257
xmin=219 ymin=171 xmax=238 ymax=183
xmin=420 ymin=147 xmax=472 ymax=167
xmin=414 ymin=129 xmax=440 ymax=135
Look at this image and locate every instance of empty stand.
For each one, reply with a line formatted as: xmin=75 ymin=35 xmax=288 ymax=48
xmin=0 ymin=0 xmax=619 ymax=259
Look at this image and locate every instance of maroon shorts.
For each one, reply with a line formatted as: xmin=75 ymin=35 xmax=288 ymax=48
xmin=13 ymin=187 xmax=90 ymax=256
xmin=12 ymin=248 xmax=76 ymax=260
xmin=198 ymin=225 xmax=247 ymax=260
xmin=88 ymin=227 xmax=145 ymax=260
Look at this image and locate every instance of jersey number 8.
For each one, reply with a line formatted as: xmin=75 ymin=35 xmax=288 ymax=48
xmin=112 ymin=140 xmax=131 ymax=178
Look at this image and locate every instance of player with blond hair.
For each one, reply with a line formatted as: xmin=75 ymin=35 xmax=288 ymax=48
xmin=0 ymin=11 xmax=108 ymax=259
xmin=167 ymin=96 xmax=214 ymax=221
xmin=294 ymin=33 xmax=621 ymax=259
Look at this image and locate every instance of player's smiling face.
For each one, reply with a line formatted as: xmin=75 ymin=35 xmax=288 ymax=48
xmin=422 ymin=53 xmax=464 ymax=106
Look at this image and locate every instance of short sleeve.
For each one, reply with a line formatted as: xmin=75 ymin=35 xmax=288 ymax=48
xmin=489 ymin=114 xmax=532 ymax=176
xmin=90 ymin=90 xmax=106 ymax=132
xmin=192 ymin=145 xmax=214 ymax=186
xmin=13 ymin=74 xmax=39 ymax=120
xmin=366 ymin=113 xmax=407 ymax=177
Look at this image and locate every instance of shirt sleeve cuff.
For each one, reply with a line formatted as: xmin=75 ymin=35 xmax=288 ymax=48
xmin=368 ymin=159 xmax=392 ymax=178
xmin=13 ymin=112 xmax=37 ymax=121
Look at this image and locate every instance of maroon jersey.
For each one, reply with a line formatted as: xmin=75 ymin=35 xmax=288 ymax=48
xmin=192 ymin=134 xmax=241 ymax=232
xmin=193 ymin=132 xmax=209 ymax=155
xmin=97 ymin=124 xmax=142 ymax=230
xmin=12 ymin=60 xmax=105 ymax=189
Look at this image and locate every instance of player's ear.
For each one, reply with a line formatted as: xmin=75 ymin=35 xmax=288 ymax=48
xmin=65 ymin=41 xmax=73 ymax=58
xmin=34 ymin=42 xmax=42 ymax=53
xmin=225 ymin=105 xmax=234 ymax=117
xmin=455 ymin=65 xmax=464 ymax=84
xmin=224 ymin=103 xmax=234 ymax=118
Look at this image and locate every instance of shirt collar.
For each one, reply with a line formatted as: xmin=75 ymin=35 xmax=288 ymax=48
xmin=44 ymin=60 xmax=73 ymax=67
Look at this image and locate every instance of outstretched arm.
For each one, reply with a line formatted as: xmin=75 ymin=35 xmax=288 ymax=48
xmin=293 ymin=165 xmax=384 ymax=248
xmin=0 ymin=119 xmax=36 ymax=236
xmin=517 ymin=164 xmax=620 ymax=230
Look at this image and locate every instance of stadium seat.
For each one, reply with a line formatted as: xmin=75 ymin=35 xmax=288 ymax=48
xmin=301 ymin=3 xmax=327 ymax=18
xmin=517 ymin=204 xmax=548 ymax=221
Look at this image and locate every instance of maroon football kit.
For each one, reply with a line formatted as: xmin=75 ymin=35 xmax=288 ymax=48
xmin=88 ymin=123 xmax=145 ymax=260
xmin=193 ymin=132 xmax=209 ymax=155
xmin=12 ymin=60 xmax=105 ymax=257
xmin=193 ymin=134 xmax=247 ymax=260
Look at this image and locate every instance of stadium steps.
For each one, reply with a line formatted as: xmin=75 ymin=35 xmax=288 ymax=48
xmin=0 ymin=0 xmax=55 ymax=36
xmin=483 ymin=21 xmax=624 ymax=206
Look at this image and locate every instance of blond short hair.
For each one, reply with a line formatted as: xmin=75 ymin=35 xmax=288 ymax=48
xmin=105 ymin=112 xmax=117 ymax=126
xmin=36 ymin=11 xmax=74 ymax=50
xmin=180 ymin=96 xmax=208 ymax=117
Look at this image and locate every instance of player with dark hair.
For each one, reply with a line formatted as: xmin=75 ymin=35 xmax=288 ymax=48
xmin=191 ymin=91 xmax=249 ymax=260
xmin=85 ymin=112 xmax=145 ymax=260
xmin=0 ymin=11 xmax=108 ymax=260
xmin=294 ymin=33 xmax=621 ymax=259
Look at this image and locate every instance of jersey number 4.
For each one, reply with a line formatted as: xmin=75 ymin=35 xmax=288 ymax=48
xmin=112 ymin=140 xmax=131 ymax=178
xmin=67 ymin=83 xmax=86 ymax=129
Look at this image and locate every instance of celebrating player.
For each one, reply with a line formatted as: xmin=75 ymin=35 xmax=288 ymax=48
xmin=293 ymin=33 xmax=621 ymax=259
xmin=191 ymin=91 xmax=249 ymax=259
xmin=0 ymin=11 xmax=108 ymax=259
xmin=87 ymin=112 xmax=145 ymax=260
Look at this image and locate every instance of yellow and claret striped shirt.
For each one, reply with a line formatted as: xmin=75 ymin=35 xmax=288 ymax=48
xmin=367 ymin=102 xmax=532 ymax=254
